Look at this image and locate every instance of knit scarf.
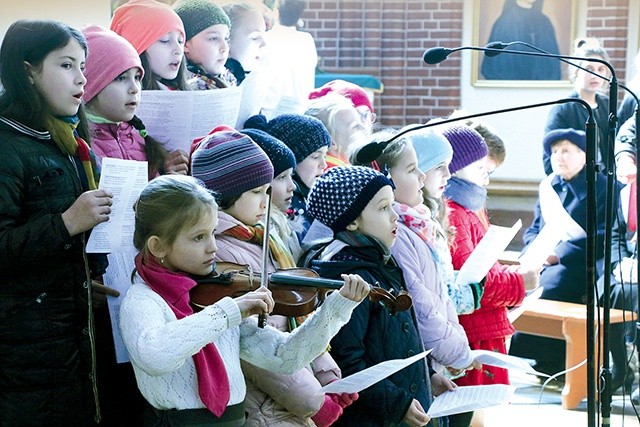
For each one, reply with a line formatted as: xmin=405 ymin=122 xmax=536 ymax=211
xmin=44 ymin=115 xmax=99 ymax=191
xmin=222 ymin=223 xmax=296 ymax=269
xmin=134 ymin=253 xmax=230 ymax=417
xmin=335 ymin=230 xmax=392 ymax=264
xmin=393 ymin=202 xmax=437 ymax=245
xmin=444 ymin=177 xmax=487 ymax=212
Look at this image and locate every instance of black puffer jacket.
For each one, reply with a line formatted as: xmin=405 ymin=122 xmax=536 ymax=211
xmin=303 ymin=240 xmax=435 ymax=427
xmin=0 ymin=117 xmax=99 ymax=426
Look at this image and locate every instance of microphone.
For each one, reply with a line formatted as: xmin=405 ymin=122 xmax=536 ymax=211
xmin=422 ymin=47 xmax=455 ymax=64
xmin=483 ymin=41 xmax=507 ymax=57
xmin=353 ymin=98 xmax=593 ymax=165
xmin=481 ymin=40 xmax=640 ymax=107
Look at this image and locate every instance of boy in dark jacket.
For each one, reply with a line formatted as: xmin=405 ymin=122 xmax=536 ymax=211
xmin=301 ymin=166 xmax=453 ymax=426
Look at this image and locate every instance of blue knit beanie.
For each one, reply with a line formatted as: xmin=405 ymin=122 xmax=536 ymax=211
xmin=244 ymin=114 xmax=331 ymax=163
xmin=242 ymin=128 xmax=296 ymax=177
xmin=443 ymin=125 xmax=488 ymax=174
xmin=308 ymin=166 xmax=394 ymax=232
xmin=411 ymin=130 xmax=454 ymax=173
xmin=543 ymin=128 xmax=586 ymax=156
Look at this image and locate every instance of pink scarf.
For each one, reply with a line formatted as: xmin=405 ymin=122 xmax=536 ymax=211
xmin=134 ymin=253 xmax=230 ymax=416
xmin=393 ymin=203 xmax=437 ymax=245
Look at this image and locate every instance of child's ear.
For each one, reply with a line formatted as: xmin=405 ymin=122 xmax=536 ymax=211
xmin=183 ymin=40 xmax=191 ymax=55
xmin=23 ymin=61 xmax=35 ymax=84
xmin=346 ymin=218 xmax=360 ymax=231
xmin=147 ymin=236 xmax=168 ymax=259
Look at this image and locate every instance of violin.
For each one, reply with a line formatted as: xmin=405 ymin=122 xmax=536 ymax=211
xmin=190 ymin=262 xmax=413 ymax=317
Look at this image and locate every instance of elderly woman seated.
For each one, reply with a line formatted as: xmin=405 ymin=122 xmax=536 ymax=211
xmin=509 ymin=128 xmax=610 ymax=377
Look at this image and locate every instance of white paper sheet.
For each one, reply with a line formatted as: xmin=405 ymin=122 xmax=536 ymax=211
xmin=320 ymin=350 xmax=432 ymax=394
xmin=455 ymin=220 xmax=522 ymax=286
xmin=518 ymin=224 xmax=563 ymax=269
xmin=471 ymin=349 xmax=538 ymax=374
xmin=104 ymin=249 xmax=138 ymax=363
xmin=86 ymin=158 xmax=147 ymax=253
xmin=235 ymin=69 xmax=270 ymax=128
xmin=135 ymin=88 xmax=242 ymax=153
xmin=506 ymin=286 xmax=544 ymax=323
xmin=427 ymin=384 xmax=515 ymax=418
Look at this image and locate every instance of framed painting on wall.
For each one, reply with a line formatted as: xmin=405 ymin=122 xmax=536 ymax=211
xmin=472 ymin=0 xmax=578 ymax=87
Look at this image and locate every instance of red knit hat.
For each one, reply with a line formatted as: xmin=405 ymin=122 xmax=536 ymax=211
xmin=82 ymin=25 xmax=143 ymax=103
xmin=309 ymin=79 xmax=374 ymax=114
xmin=111 ymin=0 xmax=186 ymax=55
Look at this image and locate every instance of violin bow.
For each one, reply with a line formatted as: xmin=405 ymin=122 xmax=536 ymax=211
xmin=258 ymin=186 xmax=273 ymax=328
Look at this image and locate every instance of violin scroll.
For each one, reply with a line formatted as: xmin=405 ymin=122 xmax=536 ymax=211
xmin=368 ymin=286 xmax=412 ymax=315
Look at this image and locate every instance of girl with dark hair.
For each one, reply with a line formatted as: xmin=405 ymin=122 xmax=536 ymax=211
xmin=0 ymin=19 xmax=114 ymax=426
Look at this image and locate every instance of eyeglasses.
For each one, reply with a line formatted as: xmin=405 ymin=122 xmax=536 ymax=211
xmin=358 ymin=109 xmax=377 ymax=125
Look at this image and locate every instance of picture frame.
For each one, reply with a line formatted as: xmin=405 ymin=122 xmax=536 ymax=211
xmin=472 ymin=0 xmax=578 ymax=87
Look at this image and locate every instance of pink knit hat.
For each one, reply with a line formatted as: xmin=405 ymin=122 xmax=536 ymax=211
xmin=309 ymin=79 xmax=374 ymax=114
xmin=81 ymin=25 xmax=143 ymax=103
xmin=110 ymin=0 xmax=186 ymax=55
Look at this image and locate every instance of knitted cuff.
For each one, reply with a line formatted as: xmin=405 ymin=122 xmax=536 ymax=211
xmin=469 ymin=278 xmax=485 ymax=310
xmin=311 ymin=395 xmax=343 ymax=427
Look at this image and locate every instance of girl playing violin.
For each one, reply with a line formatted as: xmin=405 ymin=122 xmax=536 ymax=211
xmin=190 ymin=130 xmax=358 ymax=427
xmin=301 ymin=166 xmax=437 ymax=427
xmin=119 ymin=174 xmax=369 ymax=426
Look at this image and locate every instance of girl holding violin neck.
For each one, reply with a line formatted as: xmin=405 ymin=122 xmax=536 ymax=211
xmin=190 ymin=129 xmax=359 ymax=427
xmin=119 ymin=174 xmax=369 ymax=426
xmin=301 ymin=166 xmax=437 ymax=427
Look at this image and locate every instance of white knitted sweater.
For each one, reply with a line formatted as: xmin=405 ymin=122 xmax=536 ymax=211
xmin=119 ymin=273 xmax=358 ymax=411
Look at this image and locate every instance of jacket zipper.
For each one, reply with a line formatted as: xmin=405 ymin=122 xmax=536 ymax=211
xmin=67 ymin=154 xmax=101 ymax=423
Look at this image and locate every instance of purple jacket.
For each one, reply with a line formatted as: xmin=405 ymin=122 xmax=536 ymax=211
xmin=391 ymin=221 xmax=473 ymax=372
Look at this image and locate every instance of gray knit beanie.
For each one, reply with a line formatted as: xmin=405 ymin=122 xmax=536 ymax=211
xmin=173 ymin=0 xmax=231 ymax=42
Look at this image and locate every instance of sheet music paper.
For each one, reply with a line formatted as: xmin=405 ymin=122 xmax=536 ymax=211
xmin=455 ymin=220 xmax=522 ymax=286
xmin=86 ymin=158 xmax=147 ymax=253
xmin=506 ymin=286 xmax=544 ymax=323
xmin=85 ymin=158 xmax=146 ymax=362
xmin=104 ymin=249 xmax=138 ymax=363
xmin=320 ymin=350 xmax=432 ymax=394
xmin=135 ymin=88 xmax=242 ymax=153
xmin=518 ymin=224 xmax=562 ymax=269
xmin=471 ymin=349 xmax=538 ymax=374
xmin=427 ymin=384 xmax=515 ymax=418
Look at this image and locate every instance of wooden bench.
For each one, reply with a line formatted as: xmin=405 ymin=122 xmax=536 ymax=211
xmin=511 ymin=299 xmax=636 ymax=409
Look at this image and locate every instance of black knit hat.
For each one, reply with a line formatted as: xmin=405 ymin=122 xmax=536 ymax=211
xmin=244 ymin=114 xmax=332 ymax=163
xmin=242 ymin=128 xmax=297 ymax=177
xmin=543 ymin=128 xmax=586 ymax=156
xmin=308 ymin=166 xmax=394 ymax=232
xmin=173 ymin=0 xmax=231 ymax=42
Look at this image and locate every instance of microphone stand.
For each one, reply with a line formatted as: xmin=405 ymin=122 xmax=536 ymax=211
xmin=489 ymin=43 xmax=640 ymax=407
xmin=423 ymin=44 xmax=616 ymax=427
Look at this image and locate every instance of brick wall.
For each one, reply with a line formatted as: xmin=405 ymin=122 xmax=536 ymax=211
xmin=304 ymin=0 xmax=632 ymax=127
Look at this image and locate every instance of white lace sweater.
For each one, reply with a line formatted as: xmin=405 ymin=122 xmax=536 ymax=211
xmin=119 ymin=273 xmax=358 ymax=411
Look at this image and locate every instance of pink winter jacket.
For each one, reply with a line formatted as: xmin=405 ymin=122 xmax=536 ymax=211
xmin=89 ymin=121 xmax=156 ymax=180
xmin=447 ymin=200 xmax=526 ymax=342
xmin=391 ymin=221 xmax=473 ymax=372
xmin=214 ymin=211 xmax=341 ymax=426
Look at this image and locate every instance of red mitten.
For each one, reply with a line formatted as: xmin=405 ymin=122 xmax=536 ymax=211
xmin=328 ymin=392 xmax=359 ymax=408
xmin=311 ymin=395 xmax=343 ymax=427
